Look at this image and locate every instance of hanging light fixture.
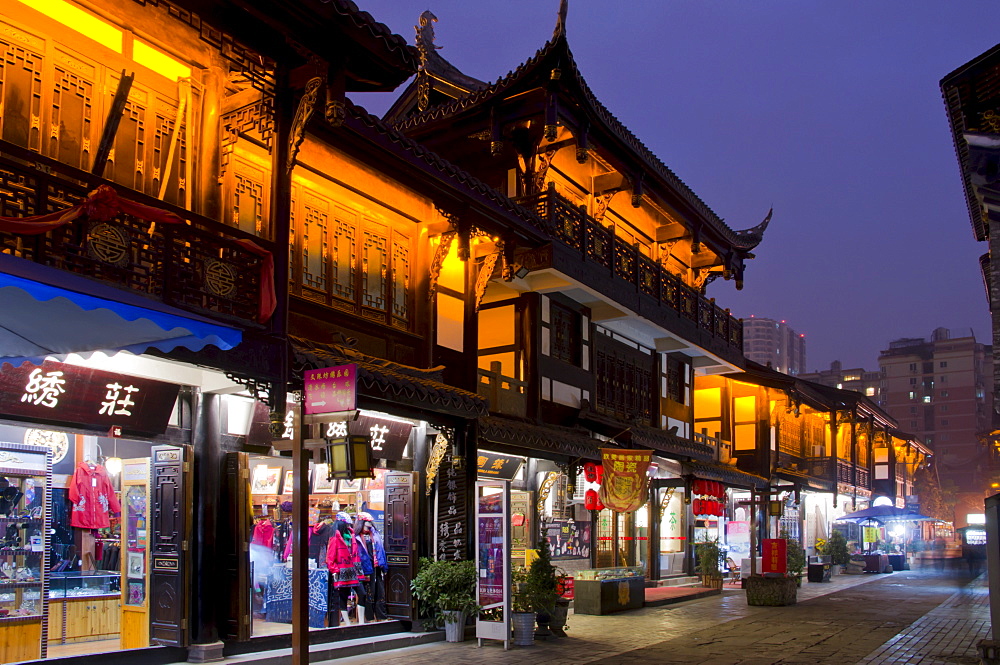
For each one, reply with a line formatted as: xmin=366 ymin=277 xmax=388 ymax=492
xmin=105 ymin=437 xmax=122 ymax=475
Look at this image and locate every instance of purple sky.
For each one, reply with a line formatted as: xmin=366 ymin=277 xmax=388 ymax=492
xmin=353 ymin=1 xmax=999 ymax=373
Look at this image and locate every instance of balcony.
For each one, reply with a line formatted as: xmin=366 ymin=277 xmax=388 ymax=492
xmin=802 ymin=457 xmax=871 ymax=490
xmin=516 ymin=189 xmax=742 ymax=356
xmin=477 ymin=363 xmax=527 ymax=418
xmin=0 ymin=141 xmax=273 ymax=327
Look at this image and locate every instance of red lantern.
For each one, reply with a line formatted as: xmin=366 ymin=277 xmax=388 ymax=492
xmin=585 ymin=489 xmax=604 ymax=511
xmin=714 ymin=501 xmax=723 ymax=517
xmin=595 ymin=464 xmax=604 ymax=484
xmin=692 ymin=499 xmax=703 ymax=516
xmin=713 ymin=481 xmax=722 ymax=498
xmin=584 ymin=462 xmax=598 ymax=483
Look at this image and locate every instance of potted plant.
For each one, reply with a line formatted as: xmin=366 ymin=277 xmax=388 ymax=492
xmin=510 ymin=566 xmax=535 ymax=646
xmin=410 ymin=558 xmax=479 ymax=642
xmin=783 ymin=531 xmax=806 ymax=587
xmin=696 ymin=538 xmax=724 ymax=589
xmin=826 ymin=530 xmax=850 ymax=575
xmin=526 ymin=536 xmax=560 ymax=639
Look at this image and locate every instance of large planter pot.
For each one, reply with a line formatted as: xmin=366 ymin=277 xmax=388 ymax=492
xmin=745 ymin=575 xmax=797 ymax=606
xmin=701 ymin=574 xmax=724 ymax=589
xmin=549 ymin=598 xmax=569 ymax=638
xmin=512 ymin=612 xmax=535 ymax=646
xmin=830 ymin=564 xmax=843 ymax=576
xmin=442 ymin=610 xmax=466 ymax=643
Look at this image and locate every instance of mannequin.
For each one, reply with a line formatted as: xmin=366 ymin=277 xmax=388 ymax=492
xmin=326 ymin=512 xmax=366 ymax=625
xmin=354 ymin=512 xmax=388 ymax=621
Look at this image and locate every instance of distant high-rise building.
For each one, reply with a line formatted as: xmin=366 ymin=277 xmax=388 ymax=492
xmin=799 ymin=361 xmax=884 ymax=406
xmin=742 ymin=316 xmax=806 ymax=376
xmin=878 ymin=328 xmax=993 ymax=526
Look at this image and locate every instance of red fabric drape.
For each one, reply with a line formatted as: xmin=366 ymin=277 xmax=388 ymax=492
xmin=0 ymin=185 xmax=275 ymax=323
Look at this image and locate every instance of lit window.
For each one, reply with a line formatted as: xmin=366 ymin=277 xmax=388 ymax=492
xmin=865 ymin=388 xmax=875 ymax=396
xmin=133 ymin=39 xmax=192 ymax=80
xmin=836 ymin=383 xmax=842 ymax=389
xmin=908 ymin=391 xmax=915 ymax=399
xmin=922 ymin=396 xmax=931 ymax=403
xmin=17 ymin=0 xmax=123 ymax=52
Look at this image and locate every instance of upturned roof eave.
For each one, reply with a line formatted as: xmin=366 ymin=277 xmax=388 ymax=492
xmin=393 ymin=34 xmax=766 ymax=253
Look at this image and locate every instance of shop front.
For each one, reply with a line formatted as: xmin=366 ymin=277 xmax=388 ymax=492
xmin=0 ymin=351 xmax=257 ymax=664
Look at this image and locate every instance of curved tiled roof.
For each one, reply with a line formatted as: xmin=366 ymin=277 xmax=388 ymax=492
xmin=391 ymin=32 xmax=768 ymax=252
xmin=344 ymin=101 xmax=550 ymax=239
xmin=479 ymin=415 xmax=602 ymax=461
xmin=318 ymin=0 xmax=419 ymax=71
xmin=290 ymin=336 xmax=486 ymax=418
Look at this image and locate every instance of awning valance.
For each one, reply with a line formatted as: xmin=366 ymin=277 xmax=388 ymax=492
xmin=683 ymin=460 xmax=769 ymax=490
xmin=479 ymin=415 xmax=602 ymax=461
xmin=0 ymin=252 xmax=243 ymax=367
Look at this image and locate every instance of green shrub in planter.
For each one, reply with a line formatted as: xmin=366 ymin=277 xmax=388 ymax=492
xmin=696 ymin=538 xmax=724 ymax=586
xmin=827 ymin=530 xmax=850 ymax=566
xmin=410 ymin=558 xmax=479 ymax=629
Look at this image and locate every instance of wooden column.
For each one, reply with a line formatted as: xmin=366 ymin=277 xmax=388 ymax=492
xmin=188 ymin=392 xmax=225 ymax=662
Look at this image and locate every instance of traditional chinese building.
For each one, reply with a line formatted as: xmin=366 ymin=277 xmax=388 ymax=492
xmin=385 ymin=4 xmax=774 ymax=581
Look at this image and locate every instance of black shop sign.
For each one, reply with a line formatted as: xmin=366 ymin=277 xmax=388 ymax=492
xmin=476 ymin=451 xmax=523 ymax=481
xmin=0 ymin=360 xmax=180 ymax=435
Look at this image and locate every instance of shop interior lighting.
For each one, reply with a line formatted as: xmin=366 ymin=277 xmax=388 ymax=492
xmin=17 ymin=0 xmax=123 ymax=52
xmin=133 ymin=39 xmax=191 ymax=81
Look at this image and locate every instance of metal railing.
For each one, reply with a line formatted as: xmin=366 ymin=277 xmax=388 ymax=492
xmin=0 ymin=141 xmax=273 ymax=326
xmin=517 ymin=189 xmax=742 ymax=352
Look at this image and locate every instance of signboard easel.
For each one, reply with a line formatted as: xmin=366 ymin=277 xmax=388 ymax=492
xmin=475 ymin=480 xmax=510 ymax=650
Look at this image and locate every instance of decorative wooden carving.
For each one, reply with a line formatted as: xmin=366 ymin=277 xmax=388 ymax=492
xmin=474 ymin=250 xmax=501 ymax=312
xmin=220 ymin=97 xmax=273 ymax=182
xmin=286 ymin=76 xmax=323 ymax=174
xmin=427 ymin=230 xmax=456 ymax=300
xmin=593 ymin=188 xmax=622 ymax=224
xmin=325 ymin=97 xmax=345 ymax=127
xmin=425 ymin=431 xmax=450 ymax=496
xmin=533 ymin=147 xmax=558 ymax=193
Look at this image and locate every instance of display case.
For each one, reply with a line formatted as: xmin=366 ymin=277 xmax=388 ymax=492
xmin=49 ymin=572 xmax=120 ymax=599
xmin=573 ymin=566 xmax=646 ymax=615
xmin=0 ymin=443 xmax=52 ymax=662
xmin=574 ymin=566 xmax=645 ymax=581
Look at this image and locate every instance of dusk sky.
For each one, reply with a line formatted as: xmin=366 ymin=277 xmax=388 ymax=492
xmin=354 ymin=1 xmax=999 ymax=373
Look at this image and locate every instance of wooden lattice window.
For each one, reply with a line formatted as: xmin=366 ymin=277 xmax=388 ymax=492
xmin=550 ymin=301 xmax=580 ymax=365
xmin=666 ymin=356 xmax=684 ymax=404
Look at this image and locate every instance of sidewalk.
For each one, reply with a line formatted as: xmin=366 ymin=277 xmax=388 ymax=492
xmin=859 ymin=573 xmax=990 ymax=664
xmin=325 ymin=569 xmax=985 ymax=665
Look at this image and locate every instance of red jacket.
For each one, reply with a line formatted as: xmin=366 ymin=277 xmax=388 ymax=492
xmin=326 ymin=528 xmax=359 ymax=575
xmin=68 ymin=462 xmax=121 ymax=529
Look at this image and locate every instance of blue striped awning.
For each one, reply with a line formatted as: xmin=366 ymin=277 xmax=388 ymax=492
xmin=0 ymin=252 xmax=241 ymax=367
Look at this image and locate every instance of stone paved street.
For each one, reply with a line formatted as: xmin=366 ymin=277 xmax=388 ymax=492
xmin=327 ymin=568 xmax=988 ymax=665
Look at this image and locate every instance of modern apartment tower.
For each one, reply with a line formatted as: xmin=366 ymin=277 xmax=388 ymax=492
xmin=878 ymin=328 xmax=993 ymax=525
xmin=742 ymin=316 xmax=806 ymax=376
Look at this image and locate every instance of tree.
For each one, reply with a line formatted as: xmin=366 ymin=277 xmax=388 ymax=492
xmin=913 ymin=465 xmax=953 ymax=521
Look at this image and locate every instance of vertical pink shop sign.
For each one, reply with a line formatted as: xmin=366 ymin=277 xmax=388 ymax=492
xmin=303 ymin=364 xmax=357 ymax=415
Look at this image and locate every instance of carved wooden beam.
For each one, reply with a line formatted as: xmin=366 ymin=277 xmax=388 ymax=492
xmin=427 ymin=229 xmax=457 ymax=300
xmin=592 ymin=188 xmax=622 ymax=224
xmin=474 ymin=251 xmax=501 ymax=312
xmin=533 ymin=147 xmax=558 ymax=194
xmin=286 ymin=76 xmax=323 ymax=174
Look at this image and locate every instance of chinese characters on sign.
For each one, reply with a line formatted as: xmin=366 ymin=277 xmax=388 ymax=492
xmin=598 ymin=448 xmax=653 ymax=513
xmin=436 ymin=451 xmax=467 ymax=561
xmin=0 ymin=360 xmax=179 ymax=435
xmin=475 ymin=452 xmax=523 ymax=480
xmin=304 ymin=364 xmax=357 ymax=415
xmin=762 ymin=538 xmax=787 ymax=575
xmin=320 ymin=414 xmax=413 ymax=461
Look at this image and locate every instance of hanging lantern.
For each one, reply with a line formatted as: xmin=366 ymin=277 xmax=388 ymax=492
xmin=584 ymin=462 xmax=598 ymax=483
xmin=585 ymin=489 xmax=600 ymax=511
xmin=692 ymin=499 xmax=703 ymax=516
xmin=692 ymin=479 xmax=704 ymax=496
xmin=595 ymin=464 xmax=604 ymax=484
xmin=712 ymin=481 xmax=721 ymax=498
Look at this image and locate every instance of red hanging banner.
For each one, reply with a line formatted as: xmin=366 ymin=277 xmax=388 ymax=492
xmin=598 ymin=449 xmax=652 ymax=513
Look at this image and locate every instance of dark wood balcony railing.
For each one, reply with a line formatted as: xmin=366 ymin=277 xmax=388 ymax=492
xmin=517 ymin=189 xmax=742 ymax=352
xmin=0 ymin=141 xmax=273 ymax=326
xmin=802 ymin=457 xmax=871 ymax=490
xmin=477 ymin=363 xmax=527 ymax=418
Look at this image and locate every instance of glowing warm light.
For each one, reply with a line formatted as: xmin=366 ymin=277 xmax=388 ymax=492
xmin=872 ymin=496 xmax=893 ymax=507
xmin=133 ymin=39 xmax=191 ymax=80
xmin=105 ymin=457 xmax=123 ymax=475
xmin=18 ymin=0 xmax=122 ymax=52
xmin=967 ymin=513 xmax=986 ymax=525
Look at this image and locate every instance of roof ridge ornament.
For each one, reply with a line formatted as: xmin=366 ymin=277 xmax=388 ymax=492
xmin=553 ymin=0 xmax=569 ymax=41
xmin=734 ymin=208 xmax=773 ymax=249
xmin=415 ymin=10 xmax=440 ymax=64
